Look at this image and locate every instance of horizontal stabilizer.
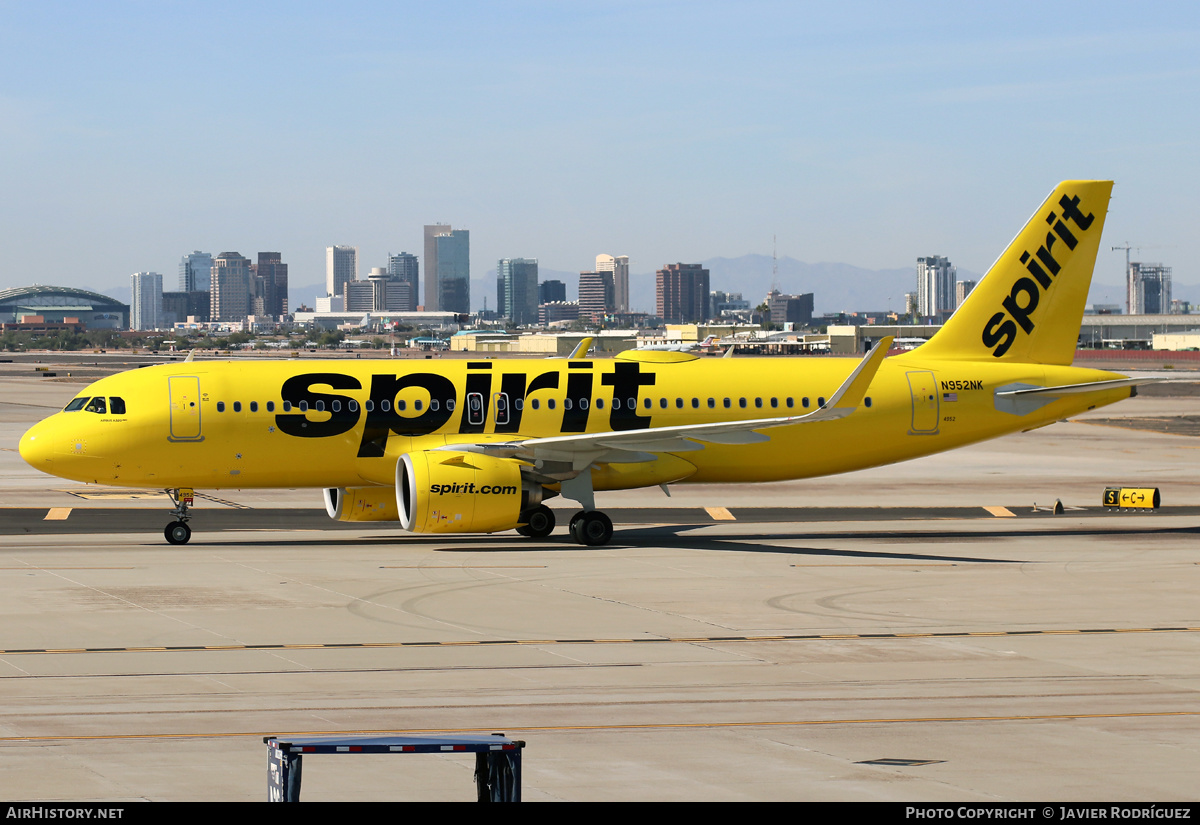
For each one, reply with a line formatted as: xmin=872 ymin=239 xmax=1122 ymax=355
xmin=994 ymin=377 xmax=1155 ymax=398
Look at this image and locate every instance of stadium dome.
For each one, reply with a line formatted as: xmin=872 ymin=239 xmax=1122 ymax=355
xmin=0 ymin=285 xmax=129 ymax=330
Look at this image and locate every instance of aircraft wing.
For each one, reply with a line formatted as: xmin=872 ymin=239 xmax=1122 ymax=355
xmin=442 ymin=336 xmax=892 ymax=463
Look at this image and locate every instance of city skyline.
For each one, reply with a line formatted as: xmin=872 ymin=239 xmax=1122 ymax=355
xmin=1 ymin=4 xmax=1196 ymax=300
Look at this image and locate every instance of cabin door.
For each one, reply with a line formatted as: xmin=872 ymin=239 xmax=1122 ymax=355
xmin=906 ymin=370 xmax=940 ymax=435
xmin=168 ymin=376 xmax=203 ymax=441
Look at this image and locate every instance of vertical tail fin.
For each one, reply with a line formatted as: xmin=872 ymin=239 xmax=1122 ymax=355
xmin=917 ymin=180 xmax=1112 ymax=365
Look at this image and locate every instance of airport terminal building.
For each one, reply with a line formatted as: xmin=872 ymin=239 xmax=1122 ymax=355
xmin=0 ymin=285 xmax=129 ymax=330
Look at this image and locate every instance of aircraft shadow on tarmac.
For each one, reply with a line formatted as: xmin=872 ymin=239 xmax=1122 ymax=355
xmin=179 ymin=520 xmax=1200 ymax=564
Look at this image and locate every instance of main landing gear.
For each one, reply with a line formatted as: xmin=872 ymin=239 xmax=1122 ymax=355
xmin=516 ymin=504 xmax=556 ymax=539
xmin=164 ymin=488 xmax=193 ymax=545
xmin=516 ymin=505 xmax=613 ymax=545
xmin=568 ymin=510 xmax=613 ymax=546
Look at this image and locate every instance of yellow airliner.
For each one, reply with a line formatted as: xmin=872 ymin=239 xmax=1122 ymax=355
xmin=20 ymin=181 xmax=1139 ymax=546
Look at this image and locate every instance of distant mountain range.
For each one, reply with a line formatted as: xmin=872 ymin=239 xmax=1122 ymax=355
xmin=97 ymin=254 xmax=1194 ymax=319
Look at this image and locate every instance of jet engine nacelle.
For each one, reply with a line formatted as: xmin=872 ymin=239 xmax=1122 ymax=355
xmin=397 ymin=450 xmax=541 ymax=534
xmin=323 ymin=486 xmax=401 ymax=522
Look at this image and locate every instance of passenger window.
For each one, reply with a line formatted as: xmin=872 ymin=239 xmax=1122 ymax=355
xmin=217 ymin=401 xmax=225 ymax=412
xmin=365 ymin=400 xmax=375 ymax=412
xmin=299 ymin=401 xmax=309 ymax=412
xmin=755 ymin=398 xmax=763 ymax=408
xmin=643 ymin=398 xmax=651 ymax=409
xmin=723 ymin=398 xmax=731 ymax=408
xmin=282 ymin=401 xmax=292 ymax=412
xmin=446 ymin=399 xmax=455 ymax=412
xmin=613 ymin=398 xmax=622 ymax=410
xmin=595 ymin=398 xmax=603 ymax=409
xmin=708 ymin=398 xmax=715 ymax=408
xmin=865 ymin=397 xmax=873 ymax=408
xmin=628 ymin=398 xmax=636 ymax=409
xmin=109 ymin=397 xmax=126 ymax=415
xmin=250 ymin=401 xmax=258 ymax=412
xmin=564 ymin=398 xmax=573 ymax=410
xmin=514 ymin=398 xmax=523 ymax=410
xmin=770 ymin=398 xmax=778 ymax=408
xmin=414 ymin=400 xmax=423 ymax=411
xmin=675 ymin=398 xmax=683 ymax=409
xmin=802 ymin=397 xmax=809 ymax=408
xmin=659 ymin=398 xmax=667 ymax=409
xmin=739 ymin=398 xmax=747 ymax=408
xmin=428 ymin=399 xmax=438 ymax=411
xmin=64 ymin=397 xmax=89 ymax=412
xmin=233 ymin=401 xmax=242 ymax=412
xmin=381 ymin=400 xmax=391 ymax=412
xmin=314 ymin=400 xmax=324 ymax=412
xmin=397 ymin=400 xmax=406 ymax=411
xmin=786 ymin=397 xmax=794 ymax=408
xmin=691 ymin=398 xmax=699 ymax=408
xmin=531 ymin=399 xmax=540 ymax=410
xmin=818 ymin=397 xmax=826 ymax=407
xmin=267 ymin=401 xmax=275 ymax=412
xmin=547 ymin=399 xmax=556 ymax=410
xmin=331 ymin=400 xmax=340 ymax=412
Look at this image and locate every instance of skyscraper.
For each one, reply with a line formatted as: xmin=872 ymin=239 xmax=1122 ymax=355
xmin=423 ymin=224 xmax=451 ymax=311
xmin=916 ymin=255 xmax=956 ymax=318
xmin=1127 ymin=262 xmax=1172 ymax=314
xmin=498 ymin=258 xmax=539 ymax=325
xmin=539 ymin=279 xmax=567 ymax=304
xmin=325 ymin=246 xmax=358 ymax=298
xmin=596 ymin=254 xmax=630 ymax=313
xmin=435 ymin=230 xmax=470 ymax=314
xmin=387 ymin=252 xmax=419 ymax=311
xmin=179 ymin=251 xmax=213 ymax=292
xmin=656 ymin=263 xmax=710 ymax=323
xmin=255 ymin=252 xmax=288 ymax=317
xmin=211 ymin=252 xmax=252 ymax=322
xmin=130 ymin=271 xmax=163 ymax=331
xmin=578 ymin=271 xmax=615 ymax=322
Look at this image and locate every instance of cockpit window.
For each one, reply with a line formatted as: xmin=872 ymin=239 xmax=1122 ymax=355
xmin=64 ymin=397 xmax=89 ymax=412
xmin=109 ymin=397 xmax=126 ymax=415
xmin=84 ymin=397 xmax=107 ymax=415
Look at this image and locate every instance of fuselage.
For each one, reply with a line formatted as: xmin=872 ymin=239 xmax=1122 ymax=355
xmin=18 ymin=351 xmax=1130 ymax=492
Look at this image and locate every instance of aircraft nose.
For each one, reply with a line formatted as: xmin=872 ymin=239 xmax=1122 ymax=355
xmin=19 ymin=420 xmax=53 ymax=469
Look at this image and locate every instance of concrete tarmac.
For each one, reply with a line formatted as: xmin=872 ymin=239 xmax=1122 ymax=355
xmin=0 ymin=370 xmax=1198 ymax=801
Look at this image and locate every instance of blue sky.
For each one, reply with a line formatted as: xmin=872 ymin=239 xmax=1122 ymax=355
xmin=1 ymin=1 xmax=1196 ymax=306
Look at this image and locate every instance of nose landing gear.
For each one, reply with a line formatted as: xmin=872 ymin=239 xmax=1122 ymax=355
xmin=164 ymin=488 xmax=193 ymax=545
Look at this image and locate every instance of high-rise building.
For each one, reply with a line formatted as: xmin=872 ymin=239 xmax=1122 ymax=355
xmin=656 ymin=263 xmax=710 ymax=323
xmin=539 ymin=279 xmax=567 ymax=305
xmin=423 ymin=224 xmax=452 ymax=311
xmin=916 ymin=255 xmax=956 ymax=318
xmin=434 ymin=230 xmax=470 ymax=314
xmin=130 ymin=271 xmax=163 ymax=331
xmin=387 ymin=252 xmax=419 ymax=311
xmin=955 ymin=279 xmax=976 ymax=309
xmin=325 ymin=246 xmax=357 ymax=298
xmin=1127 ymin=262 xmax=1172 ymax=315
xmin=498 ymin=258 xmax=539 ymax=325
xmin=179 ymin=251 xmax=213 ymax=293
xmin=767 ymin=290 xmax=814 ymax=327
xmin=596 ymin=254 xmax=630 ymax=313
xmin=578 ymin=271 xmax=615 ymax=322
xmin=255 ymin=252 xmax=288 ymax=317
xmin=211 ymin=252 xmax=252 ymax=322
